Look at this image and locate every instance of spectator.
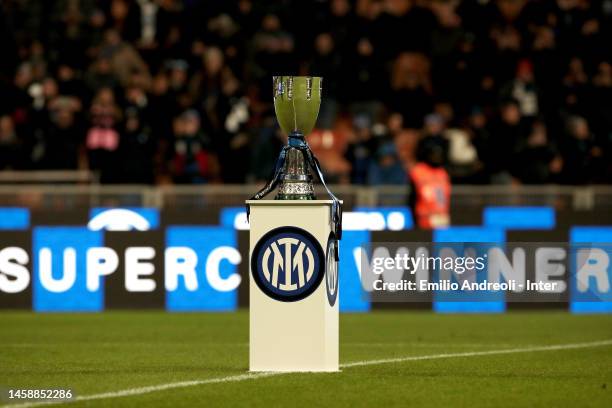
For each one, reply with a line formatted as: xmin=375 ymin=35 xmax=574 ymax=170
xmin=42 ymin=95 xmax=83 ymax=169
xmin=98 ymin=29 xmax=151 ymax=88
xmin=561 ymin=116 xmax=605 ymax=184
xmin=249 ymin=115 xmax=284 ymax=183
xmin=389 ymin=53 xmax=433 ymax=129
xmin=86 ymin=87 xmax=122 ymax=183
xmin=500 ymin=59 xmax=539 ymax=120
xmin=170 ymin=109 xmax=219 ymax=184
xmin=341 ymin=36 xmax=383 ymax=121
xmin=309 ymin=32 xmax=340 ymax=129
xmin=408 ymin=141 xmax=451 ymax=230
xmin=467 ymin=107 xmax=491 ymax=183
xmin=120 ymin=107 xmax=156 ymax=184
xmin=344 ymin=114 xmax=377 ymax=185
xmin=250 ymin=13 xmax=296 ymax=86
xmin=487 ymin=99 xmax=527 ymax=183
xmin=367 ymin=142 xmax=407 ymax=185
xmin=165 ymin=59 xmax=190 ymax=113
xmin=514 ymin=121 xmax=562 ymax=184
xmin=590 ymin=61 xmax=612 ymax=143
xmin=85 ymin=57 xmax=119 ymax=93
xmin=561 ymin=57 xmax=590 ymax=117
xmin=417 ymin=113 xmax=449 ymax=166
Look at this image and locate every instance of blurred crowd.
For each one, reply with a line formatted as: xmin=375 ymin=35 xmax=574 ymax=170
xmin=0 ymin=0 xmax=610 ymax=185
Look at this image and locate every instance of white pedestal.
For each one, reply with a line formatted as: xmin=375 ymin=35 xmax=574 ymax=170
xmin=247 ymin=200 xmax=339 ymax=372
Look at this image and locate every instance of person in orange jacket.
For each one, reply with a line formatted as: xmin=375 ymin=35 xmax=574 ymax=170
xmin=408 ymin=143 xmax=451 ymax=229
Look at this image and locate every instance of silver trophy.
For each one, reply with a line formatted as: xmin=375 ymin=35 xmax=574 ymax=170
xmin=247 ymin=76 xmax=342 ymax=241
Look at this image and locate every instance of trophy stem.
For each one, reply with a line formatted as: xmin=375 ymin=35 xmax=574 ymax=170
xmin=287 ymin=131 xmax=304 ymax=145
xmin=276 ymin=133 xmax=316 ymax=200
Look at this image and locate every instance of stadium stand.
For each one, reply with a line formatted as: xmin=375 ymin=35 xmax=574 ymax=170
xmin=0 ymin=0 xmax=610 ymax=185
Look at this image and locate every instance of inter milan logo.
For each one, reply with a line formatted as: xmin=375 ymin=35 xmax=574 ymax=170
xmin=252 ymin=227 xmax=324 ymax=302
xmin=325 ymin=236 xmax=338 ymax=307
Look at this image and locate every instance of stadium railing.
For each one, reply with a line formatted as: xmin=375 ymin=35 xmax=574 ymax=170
xmin=0 ymin=182 xmax=610 ymax=212
xmin=0 ymin=170 xmax=96 ymax=184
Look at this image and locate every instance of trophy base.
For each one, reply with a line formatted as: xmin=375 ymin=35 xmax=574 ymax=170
xmin=276 ymin=181 xmax=315 ymax=200
xmin=276 ymin=194 xmax=316 ymax=200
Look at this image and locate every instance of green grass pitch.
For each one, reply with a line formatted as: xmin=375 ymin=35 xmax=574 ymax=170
xmin=1 ymin=311 xmax=611 ymax=407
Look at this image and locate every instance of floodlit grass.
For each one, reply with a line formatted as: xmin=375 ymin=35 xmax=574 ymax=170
xmin=1 ymin=311 xmax=611 ymax=407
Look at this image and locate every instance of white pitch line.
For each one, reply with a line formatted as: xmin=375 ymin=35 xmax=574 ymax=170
xmin=340 ymin=339 xmax=612 ymax=368
xmin=3 ymin=339 xmax=611 ymax=408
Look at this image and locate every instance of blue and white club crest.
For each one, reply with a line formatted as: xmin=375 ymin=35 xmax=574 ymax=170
xmin=252 ymin=227 xmax=325 ymax=302
xmin=325 ymin=236 xmax=338 ymax=306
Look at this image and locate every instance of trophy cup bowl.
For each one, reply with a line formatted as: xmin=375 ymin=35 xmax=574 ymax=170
xmin=273 ymin=76 xmax=322 ymax=137
xmin=273 ymin=76 xmax=322 ymax=200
